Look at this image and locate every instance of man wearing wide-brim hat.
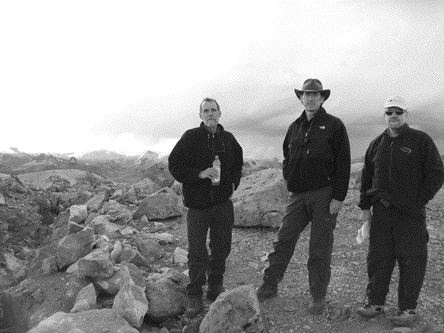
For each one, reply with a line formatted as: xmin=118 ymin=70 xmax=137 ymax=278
xmin=257 ymin=78 xmax=351 ymax=315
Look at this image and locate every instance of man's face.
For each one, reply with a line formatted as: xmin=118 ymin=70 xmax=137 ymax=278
xmin=384 ymin=107 xmax=407 ymax=130
xmin=200 ymin=101 xmax=221 ymax=128
xmin=300 ymin=92 xmax=324 ymax=114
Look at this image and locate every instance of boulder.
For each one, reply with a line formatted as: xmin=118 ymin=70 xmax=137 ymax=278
xmin=199 ymin=285 xmax=264 ymax=333
xmin=135 ymin=236 xmax=162 ymax=262
xmin=132 ymin=178 xmax=161 ymax=199
xmin=27 ymin=309 xmax=139 ymax=333
xmin=232 ymin=168 xmax=287 ymax=227
xmin=69 ymin=204 xmax=88 ymax=223
xmin=133 ymin=188 xmax=184 ymax=220
xmin=56 ymin=227 xmax=94 ymax=269
xmin=85 ymin=191 xmax=109 ymax=212
xmin=77 ymin=248 xmax=115 ymax=280
xmin=141 ymin=161 xmax=175 ymax=188
xmin=112 ymin=282 xmax=148 ymax=328
xmin=145 ymin=276 xmax=187 ymax=322
xmin=71 ymin=283 xmax=97 ymax=313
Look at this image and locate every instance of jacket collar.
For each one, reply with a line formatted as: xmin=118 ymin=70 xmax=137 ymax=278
xmin=297 ymin=106 xmax=327 ymax=124
xmin=199 ymin=122 xmax=224 ymax=134
xmin=384 ymin=123 xmax=410 ymax=138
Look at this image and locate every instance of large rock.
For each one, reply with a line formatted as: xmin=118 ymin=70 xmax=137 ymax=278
xmin=145 ymin=276 xmax=187 ymax=322
xmin=70 ymin=283 xmax=97 ymax=313
xmin=27 ymin=309 xmax=139 ymax=333
xmin=199 ymin=285 xmax=264 ymax=333
xmin=232 ymin=168 xmax=287 ymax=227
xmin=69 ymin=204 xmax=88 ymax=223
xmin=85 ymin=191 xmax=109 ymax=212
xmin=112 ymin=282 xmax=148 ymax=328
xmin=56 ymin=227 xmax=94 ymax=269
xmin=16 ymin=169 xmax=109 ymax=191
xmin=141 ymin=161 xmax=175 ymax=188
xmin=242 ymin=159 xmax=282 ymax=177
xmin=133 ymin=188 xmax=184 ymax=220
xmin=77 ymin=248 xmax=115 ymax=280
xmin=132 ymin=178 xmax=161 ymax=199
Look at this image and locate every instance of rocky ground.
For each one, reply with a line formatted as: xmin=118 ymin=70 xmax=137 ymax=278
xmin=174 ymin=189 xmax=444 ymax=333
xmin=1 ymin=160 xmax=443 ymax=332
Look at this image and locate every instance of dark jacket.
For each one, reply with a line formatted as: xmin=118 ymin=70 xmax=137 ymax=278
xmin=168 ymin=122 xmax=243 ymax=209
xmin=358 ymin=123 xmax=444 ymax=214
xmin=283 ymin=107 xmax=351 ymax=201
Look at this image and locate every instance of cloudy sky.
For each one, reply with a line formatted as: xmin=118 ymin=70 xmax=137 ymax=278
xmin=1 ymin=0 xmax=443 ymax=159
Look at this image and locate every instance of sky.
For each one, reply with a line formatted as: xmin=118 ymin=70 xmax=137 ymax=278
xmin=1 ymin=0 xmax=443 ymax=159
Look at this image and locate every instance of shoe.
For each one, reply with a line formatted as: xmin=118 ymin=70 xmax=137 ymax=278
xmin=357 ymin=304 xmax=385 ymax=318
xmin=206 ymin=284 xmax=225 ymax=301
xmin=388 ymin=309 xmax=418 ymax=326
xmin=184 ymin=294 xmax=203 ymax=319
xmin=256 ymin=283 xmax=278 ymax=302
xmin=308 ymin=297 xmax=327 ymax=315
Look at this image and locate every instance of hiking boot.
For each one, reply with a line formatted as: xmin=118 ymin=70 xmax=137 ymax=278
xmin=357 ymin=304 xmax=385 ymax=318
xmin=184 ymin=294 xmax=203 ymax=319
xmin=256 ymin=283 xmax=277 ymax=302
xmin=308 ymin=297 xmax=327 ymax=315
xmin=206 ymin=284 xmax=225 ymax=302
xmin=388 ymin=309 xmax=418 ymax=326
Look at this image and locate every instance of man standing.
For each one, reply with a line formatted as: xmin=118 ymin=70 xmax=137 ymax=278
xmin=168 ymin=97 xmax=243 ymax=318
xmin=357 ymin=96 xmax=443 ymax=325
xmin=257 ymin=79 xmax=351 ymax=314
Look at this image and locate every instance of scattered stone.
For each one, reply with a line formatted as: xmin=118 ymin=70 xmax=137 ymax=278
xmin=41 ymin=256 xmax=58 ymax=275
xmin=173 ymin=247 xmax=188 ymax=266
xmin=199 ymin=284 xmax=264 ymax=333
xmin=85 ymin=191 xmax=109 ymax=212
xmin=27 ymin=309 xmax=139 ymax=333
xmin=55 ymin=227 xmax=94 ymax=269
xmin=69 ymin=204 xmax=88 ymax=224
xmin=71 ymin=283 xmax=97 ymax=313
xmin=113 ymin=282 xmax=149 ymax=328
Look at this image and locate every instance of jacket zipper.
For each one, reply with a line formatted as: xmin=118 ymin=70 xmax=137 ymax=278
xmin=389 ymin=141 xmax=394 ymax=186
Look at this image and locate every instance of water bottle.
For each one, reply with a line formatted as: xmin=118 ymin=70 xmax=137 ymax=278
xmin=212 ymin=155 xmax=221 ymax=186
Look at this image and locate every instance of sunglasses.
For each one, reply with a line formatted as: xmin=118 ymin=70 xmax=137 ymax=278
xmin=385 ymin=110 xmax=405 ymax=116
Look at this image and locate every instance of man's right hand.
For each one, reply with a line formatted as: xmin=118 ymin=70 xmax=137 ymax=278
xmin=199 ymin=168 xmax=218 ymax=182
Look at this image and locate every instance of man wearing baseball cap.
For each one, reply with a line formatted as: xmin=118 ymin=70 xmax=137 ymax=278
xmin=357 ymin=95 xmax=444 ymax=325
xmin=257 ymin=79 xmax=351 ymax=315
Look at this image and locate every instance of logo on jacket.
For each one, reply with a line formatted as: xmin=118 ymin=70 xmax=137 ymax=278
xmin=319 ymin=126 xmax=326 ymax=130
xmin=400 ymin=147 xmax=412 ymax=154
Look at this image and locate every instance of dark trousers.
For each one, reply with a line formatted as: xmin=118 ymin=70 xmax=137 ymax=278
xmin=366 ymin=202 xmax=428 ymax=310
xmin=186 ymin=199 xmax=234 ymax=296
xmin=263 ymin=187 xmax=337 ymax=300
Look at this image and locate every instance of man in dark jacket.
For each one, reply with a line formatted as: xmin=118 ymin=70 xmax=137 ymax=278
xmin=357 ymin=95 xmax=444 ymax=325
xmin=257 ymin=79 xmax=351 ymax=315
xmin=168 ymin=97 xmax=243 ymax=318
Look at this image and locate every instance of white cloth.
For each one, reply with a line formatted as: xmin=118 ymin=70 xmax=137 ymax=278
xmin=356 ymin=220 xmax=370 ymax=244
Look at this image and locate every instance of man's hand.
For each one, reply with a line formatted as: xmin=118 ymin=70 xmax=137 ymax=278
xmin=329 ymin=199 xmax=343 ymax=215
xmin=199 ymin=168 xmax=219 ymax=182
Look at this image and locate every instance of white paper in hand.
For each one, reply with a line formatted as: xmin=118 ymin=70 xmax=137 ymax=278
xmin=356 ymin=221 xmax=370 ymax=244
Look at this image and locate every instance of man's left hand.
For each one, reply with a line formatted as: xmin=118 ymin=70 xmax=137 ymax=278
xmin=329 ymin=199 xmax=343 ymax=215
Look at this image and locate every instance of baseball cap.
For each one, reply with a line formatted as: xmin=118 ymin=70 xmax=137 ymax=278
xmin=384 ymin=95 xmax=407 ymax=110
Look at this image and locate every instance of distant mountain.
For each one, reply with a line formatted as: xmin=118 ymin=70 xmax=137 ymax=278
xmin=78 ymin=150 xmax=136 ymax=162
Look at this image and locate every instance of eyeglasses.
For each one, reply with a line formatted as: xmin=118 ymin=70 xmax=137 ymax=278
xmin=384 ymin=110 xmax=405 ymax=116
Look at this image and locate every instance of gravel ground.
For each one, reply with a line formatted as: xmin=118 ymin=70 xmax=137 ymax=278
xmin=215 ymin=189 xmax=444 ymax=333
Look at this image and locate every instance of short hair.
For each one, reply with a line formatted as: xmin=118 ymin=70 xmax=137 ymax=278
xmin=199 ymin=97 xmax=220 ymax=112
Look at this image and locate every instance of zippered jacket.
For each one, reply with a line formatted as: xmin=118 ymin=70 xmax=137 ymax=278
xmin=283 ymin=107 xmax=351 ymax=201
xmin=358 ymin=123 xmax=444 ymax=214
xmin=168 ymin=122 xmax=243 ymax=209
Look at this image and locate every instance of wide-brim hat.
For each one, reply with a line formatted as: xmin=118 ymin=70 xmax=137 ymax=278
xmin=294 ymin=78 xmax=330 ymax=101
